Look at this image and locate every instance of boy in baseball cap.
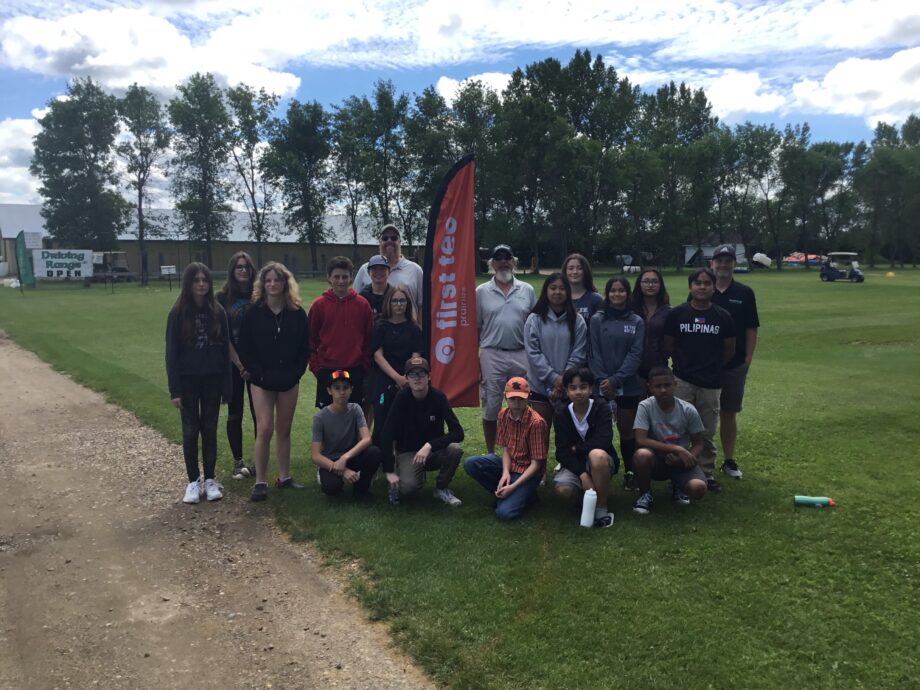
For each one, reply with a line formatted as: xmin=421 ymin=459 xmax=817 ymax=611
xmin=463 ymin=376 xmax=546 ymax=520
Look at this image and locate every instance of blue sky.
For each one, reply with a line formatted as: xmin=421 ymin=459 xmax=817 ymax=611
xmin=1 ymin=1 xmax=918 ymax=205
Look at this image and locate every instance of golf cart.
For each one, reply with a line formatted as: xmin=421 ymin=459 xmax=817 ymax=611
xmin=820 ymin=252 xmax=864 ymax=283
xmin=92 ymin=251 xmax=136 ymax=283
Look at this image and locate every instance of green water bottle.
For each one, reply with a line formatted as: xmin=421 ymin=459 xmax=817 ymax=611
xmin=793 ymin=495 xmax=836 ymax=508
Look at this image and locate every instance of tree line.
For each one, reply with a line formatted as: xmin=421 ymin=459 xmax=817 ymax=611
xmin=29 ymin=50 xmax=920 ymax=284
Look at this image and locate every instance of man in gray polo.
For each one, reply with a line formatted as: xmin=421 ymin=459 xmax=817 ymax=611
xmin=353 ymin=223 xmax=424 ymax=309
xmin=475 ymin=244 xmax=536 ymax=454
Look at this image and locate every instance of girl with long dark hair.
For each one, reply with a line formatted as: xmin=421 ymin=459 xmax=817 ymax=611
xmin=631 ymin=267 xmax=671 ymax=380
xmin=524 ymin=272 xmax=588 ymax=431
xmin=165 ymin=262 xmax=231 ymax=504
xmin=589 ymin=276 xmax=646 ymax=490
xmin=237 ymin=262 xmax=310 ymax=502
xmin=216 ymin=251 xmax=257 ymax=479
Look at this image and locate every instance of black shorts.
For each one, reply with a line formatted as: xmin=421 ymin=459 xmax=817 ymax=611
xmin=615 ymin=395 xmax=640 ymax=411
xmin=315 ymin=367 xmax=366 ymax=408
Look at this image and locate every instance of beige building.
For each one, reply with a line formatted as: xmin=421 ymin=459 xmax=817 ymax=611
xmin=0 ymin=204 xmax=407 ymax=278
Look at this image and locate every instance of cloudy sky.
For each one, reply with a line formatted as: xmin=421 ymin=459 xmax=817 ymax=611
xmin=1 ymin=0 xmax=919 ymax=205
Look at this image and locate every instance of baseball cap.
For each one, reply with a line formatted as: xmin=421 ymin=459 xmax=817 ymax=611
xmin=404 ymin=356 xmax=430 ymax=375
xmin=712 ymin=244 xmax=737 ymax=260
xmin=379 ymin=223 xmax=400 ymax=238
xmin=504 ymin=377 xmax=530 ymax=399
xmin=367 ymin=254 xmax=389 ymax=269
xmin=491 ymin=244 xmax=514 ymax=259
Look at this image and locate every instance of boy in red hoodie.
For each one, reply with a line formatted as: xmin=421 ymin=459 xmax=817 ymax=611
xmin=309 ymin=256 xmax=374 ymax=408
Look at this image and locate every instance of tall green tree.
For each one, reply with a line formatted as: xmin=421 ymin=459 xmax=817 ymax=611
xmin=226 ymin=84 xmax=279 ymax=267
xmin=263 ymin=99 xmax=335 ymax=272
xmin=31 ymin=78 xmax=130 ymax=250
xmin=400 ymin=86 xmax=456 ymax=249
xmin=332 ymin=95 xmax=375 ymax=261
xmin=168 ymin=73 xmax=233 ymax=268
xmin=451 ymin=79 xmax=501 ymax=261
xmin=366 ymin=81 xmax=409 ymax=231
xmin=116 ymin=83 xmax=170 ymax=284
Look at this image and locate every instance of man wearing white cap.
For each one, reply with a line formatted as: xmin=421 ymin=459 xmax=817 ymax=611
xmin=475 ymin=244 xmax=536 ymax=454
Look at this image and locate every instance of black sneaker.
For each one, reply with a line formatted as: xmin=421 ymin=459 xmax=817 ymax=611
xmin=671 ymin=482 xmax=690 ymax=505
xmin=276 ymin=477 xmax=304 ymax=489
xmin=622 ymin=471 xmax=639 ymax=491
xmin=250 ymin=482 xmax=268 ymax=502
xmin=706 ymin=477 xmax=722 ymax=493
xmin=721 ymin=459 xmax=743 ymax=479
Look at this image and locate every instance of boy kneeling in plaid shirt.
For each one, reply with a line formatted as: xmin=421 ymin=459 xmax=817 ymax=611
xmin=463 ymin=377 xmax=547 ymax=520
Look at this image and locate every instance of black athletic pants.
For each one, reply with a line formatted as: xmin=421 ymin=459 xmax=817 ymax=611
xmin=227 ymin=366 xmax=257 ymax=461
xmin=318 ymin=446 xmax=382 ymax=496
xmin=179 ymin=374 xmax=223 ymax=482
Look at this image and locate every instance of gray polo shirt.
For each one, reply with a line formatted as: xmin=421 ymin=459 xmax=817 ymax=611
xmin=476 ymin=277 xmax=536 ymax=350
xmin=353 ymin=256 xmax=424 ymax=309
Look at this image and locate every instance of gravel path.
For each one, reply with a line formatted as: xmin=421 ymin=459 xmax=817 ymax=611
xmin=0 ymin=332 xmax=433 ymax=690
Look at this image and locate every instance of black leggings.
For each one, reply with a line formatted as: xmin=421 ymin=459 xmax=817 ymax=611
xmin=179 ymin=374 xmax=223 ymax=482
xmin=319 ymin=446 xmax=382 ymax=496
xmin=227 ymin=367 xmax=257 ymax=461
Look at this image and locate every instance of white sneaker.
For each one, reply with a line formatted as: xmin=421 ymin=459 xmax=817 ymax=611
xmin=203 ymin=478 xmax=223 ymax=502
xmin=433 ymin=487 xmax=462 ymax=507
xmin=183 ymin=480 xmax=201 ymax=504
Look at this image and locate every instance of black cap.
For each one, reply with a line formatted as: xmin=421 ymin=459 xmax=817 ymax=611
xmin=491 ymin=244 xmax=514 ymax=259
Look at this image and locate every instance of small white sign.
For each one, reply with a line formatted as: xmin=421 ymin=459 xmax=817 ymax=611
xmin=23 ymin=232 xmax=43 ymax=250
xmin=161 ymin=265 xmax=177 ymax=276
xmin=32 ymin=249 xmax=93 ymax=279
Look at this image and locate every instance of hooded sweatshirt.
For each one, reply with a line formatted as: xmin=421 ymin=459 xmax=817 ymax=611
xmin=524 ymin=310 xmax=588 ymax=398
xmin=308 ymin=288 xmax=374 ymax=372
xmin=588 ymin=307 xmax=646 ymax=397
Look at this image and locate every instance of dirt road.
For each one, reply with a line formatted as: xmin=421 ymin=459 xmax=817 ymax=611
xmin=0 ymin=333 xmax=432 ymax=689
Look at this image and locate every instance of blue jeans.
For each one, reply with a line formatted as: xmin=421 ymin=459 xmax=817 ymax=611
xmin=463 ymin=454 xmax=540 ymax=521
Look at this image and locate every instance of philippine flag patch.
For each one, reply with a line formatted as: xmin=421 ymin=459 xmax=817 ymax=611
xmin=694 ymin=316 xmax=706 ymax=324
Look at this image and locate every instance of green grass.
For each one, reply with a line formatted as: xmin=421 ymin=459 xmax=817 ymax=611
xmin=1 ymin=269 xmax=918 ymax=689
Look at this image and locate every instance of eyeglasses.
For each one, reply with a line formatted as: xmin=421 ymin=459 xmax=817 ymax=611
xmin=391 ymin=298 xmax=407 ymax=305
xmin=640 ymin=279 xmax=660 ymax=285
xmin=235 ymin=265 xmax=250 ymax=271
xmin=381 ymin=235 xmax=399 ymax=242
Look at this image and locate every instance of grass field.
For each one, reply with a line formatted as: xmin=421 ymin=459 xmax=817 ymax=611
xmin=1 ymin=268 xmax=918 ymax=689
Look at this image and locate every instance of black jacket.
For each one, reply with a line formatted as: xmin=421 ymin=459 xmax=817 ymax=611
xmin=164 ymin=305 xmax=232 ymax=401
xmin=237 ymin=302 xmax=310 ymax=392
xmin=380 ymin=386 xmax=464 ymax=472
xmin=553 ymin=398 xmax=619 ymax=476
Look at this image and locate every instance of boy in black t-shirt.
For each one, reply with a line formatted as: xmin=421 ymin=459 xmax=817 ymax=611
xmin=664 ymin=268 xmax=735 ymax=490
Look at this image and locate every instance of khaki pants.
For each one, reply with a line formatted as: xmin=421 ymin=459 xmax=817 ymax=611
xmin=395 ymin=443 xmax=463 ymax=496
xmin=674 ymin=378 xmax=721 ymax=478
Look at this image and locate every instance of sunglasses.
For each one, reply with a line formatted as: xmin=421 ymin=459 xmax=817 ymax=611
xmin=331 ymin=370 xmax=350 ymax=381
xmin=493 ymin=253 xmax=513 ymax=261
xmin=381 ymin=235 xmax=399 ymax=241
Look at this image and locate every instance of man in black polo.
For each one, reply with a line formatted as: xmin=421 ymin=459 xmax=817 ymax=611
xmin=710 ymin=244 xmax=760 ymax=482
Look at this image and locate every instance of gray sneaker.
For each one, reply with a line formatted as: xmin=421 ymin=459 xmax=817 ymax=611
xmin=671 ymin=482 xmax=690 ymax=505
xmin=232 ymin=460 xmax=246 ymax=480
xmin=433 ymin=487 xmax=462 ymax=506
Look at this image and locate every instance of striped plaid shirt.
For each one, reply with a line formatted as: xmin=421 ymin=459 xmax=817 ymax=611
xmin=497 ymin=405 xmax=548 ymax=474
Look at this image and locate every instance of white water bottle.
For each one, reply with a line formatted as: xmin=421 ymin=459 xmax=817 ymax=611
xmin=580 ymin=489 xmax=597 ymax=527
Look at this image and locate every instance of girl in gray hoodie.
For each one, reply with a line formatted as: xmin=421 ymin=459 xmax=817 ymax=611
xmin=524 ymin=272 xmax=588 ymax=434
xmin=589 ymin=276 xmax=646 ymax=489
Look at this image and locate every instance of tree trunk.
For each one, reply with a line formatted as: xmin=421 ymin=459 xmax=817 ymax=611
xmin=137 ymin=187 xmax=148 ymax=285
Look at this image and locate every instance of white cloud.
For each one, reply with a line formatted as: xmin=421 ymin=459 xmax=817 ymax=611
xmin=705 ymin=70 xmax=788 ymax=121
xmin=792 ymin=46 xmax=920 ymax=126
xmin=436 ymin=72 xmax=511 ymax=105
xmin=0 ymin=117 xmax=41 ymax=204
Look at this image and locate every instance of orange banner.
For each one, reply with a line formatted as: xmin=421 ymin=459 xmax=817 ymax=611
xmin=423 ymin=155 xmax=479 ymax=407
